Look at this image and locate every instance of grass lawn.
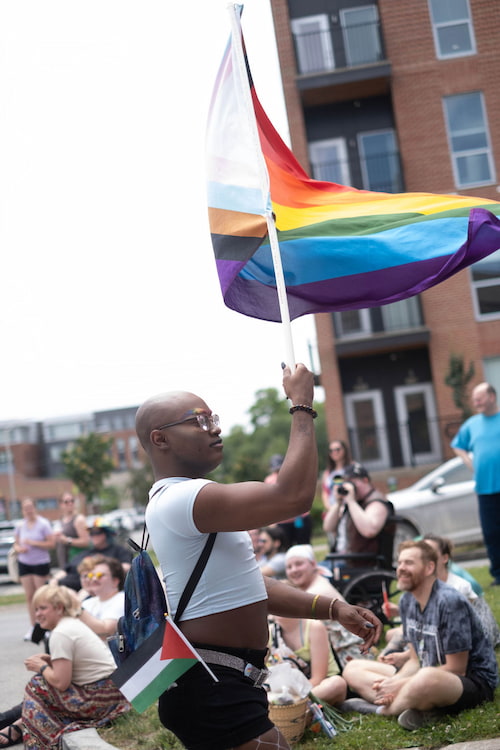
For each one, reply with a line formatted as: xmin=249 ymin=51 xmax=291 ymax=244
xmin=99 ymin=562 xmax=500 ymax=750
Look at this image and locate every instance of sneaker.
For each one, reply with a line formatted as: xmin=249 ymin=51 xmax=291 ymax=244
xmin=23 ymin=627 xmax=34 ymax=642
xmin=397 ymin=708 xmax=441 ymax=730
xmin=338 ymin=697 xmax=379 ymax=714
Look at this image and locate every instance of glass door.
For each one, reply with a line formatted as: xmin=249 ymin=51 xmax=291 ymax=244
xmin=394 ymin=384 xmax=442 ymax=465
xmin=340 ymin=5 xmax=381 ymax=66
xmin=344 ymin=390 xmax=390 ymax=470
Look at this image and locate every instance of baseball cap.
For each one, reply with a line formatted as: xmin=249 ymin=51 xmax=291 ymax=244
xmin=343 ymin=462 xmax=370 ymax=480
xmin=88 ymin=517 xmax=114 ymax=535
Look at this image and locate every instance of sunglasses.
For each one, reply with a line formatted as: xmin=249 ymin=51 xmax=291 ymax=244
xmin=85 ymin=571 xmax=107 ymax=580
xmin=157 ymin=410 xmax=220 ymax=432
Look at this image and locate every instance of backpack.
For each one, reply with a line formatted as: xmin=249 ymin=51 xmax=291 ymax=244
xmin=109 ymin=537 xmax=167 ymax=665
xmin=109 ymin=530 xmax=217 ymax=666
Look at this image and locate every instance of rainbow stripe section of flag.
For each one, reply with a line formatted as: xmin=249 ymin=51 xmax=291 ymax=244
xmin=206 ymin=6 xmax=500 ymax=322
xmin=112 ymin=619 xmax=200 ymax=713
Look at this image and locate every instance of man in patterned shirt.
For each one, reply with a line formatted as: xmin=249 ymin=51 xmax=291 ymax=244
xmin=341 ymin=540 xmax=498 ymax=730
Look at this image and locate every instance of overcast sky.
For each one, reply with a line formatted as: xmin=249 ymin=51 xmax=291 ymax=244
xmin=0 ymin=0 xmax=320 ymax=432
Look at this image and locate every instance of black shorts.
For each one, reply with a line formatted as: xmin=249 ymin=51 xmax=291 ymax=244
xmin=158 ymin=644 xmax=273 ymax=750
xmin=443 ymin=672 xmax=495 ymax=714
xmin=18 ymin=561 xmax=51 ymax=578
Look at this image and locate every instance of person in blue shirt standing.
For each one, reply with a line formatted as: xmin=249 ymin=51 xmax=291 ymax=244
xmin=452 ymin=382 xmax=500 ymax=586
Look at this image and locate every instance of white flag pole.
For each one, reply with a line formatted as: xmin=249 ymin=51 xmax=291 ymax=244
xmin=228 ymin=4 xmax=296 ymax=370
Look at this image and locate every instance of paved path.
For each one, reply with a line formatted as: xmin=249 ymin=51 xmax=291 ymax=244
xmin=0 ymin=601 xmax=39 ymax=702
xmin=0 ymin=600 xmax=120 ymax=749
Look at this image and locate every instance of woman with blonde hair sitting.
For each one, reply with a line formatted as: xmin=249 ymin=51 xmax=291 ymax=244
xmin=270 ymin=615 xmax=347 ymax=706
xmin=3 ymin=584 xmax=129 ymax=749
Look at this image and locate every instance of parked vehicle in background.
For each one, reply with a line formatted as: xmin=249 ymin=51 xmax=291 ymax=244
xmin=0 ymin=520 xmax=18 ymax=577
xmin=102 ymin=508 xmax=145 ymax=534
xmin=387 ymin=457 xmax=481 ymax=547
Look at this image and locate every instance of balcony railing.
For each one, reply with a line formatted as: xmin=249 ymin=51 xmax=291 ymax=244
xmin=292 ymin=20 xmax=385 ymax=75
xmin=311 ymin=151 xmax=404 ymax=194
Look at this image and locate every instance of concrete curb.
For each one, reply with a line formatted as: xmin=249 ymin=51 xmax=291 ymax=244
xmin=62 ymin=728 xmax=121 ymax=750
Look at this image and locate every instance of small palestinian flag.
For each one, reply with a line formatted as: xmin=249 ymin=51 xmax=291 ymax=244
xmin=112 ymin=617 xmax=212 ymax=713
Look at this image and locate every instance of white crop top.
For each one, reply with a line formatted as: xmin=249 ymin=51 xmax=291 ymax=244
xmin=146 ymin=477 xmax=267 ymax=621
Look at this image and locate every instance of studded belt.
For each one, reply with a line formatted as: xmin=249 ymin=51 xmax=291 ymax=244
xmin=196 ymin=648 xmax=269 ymax=687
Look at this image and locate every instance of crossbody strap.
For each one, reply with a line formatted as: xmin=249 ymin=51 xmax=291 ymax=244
xmin=174 ymin=532 xmax=217 ymax=624
xmin=138 ymin=484 xmax=217 ymax=625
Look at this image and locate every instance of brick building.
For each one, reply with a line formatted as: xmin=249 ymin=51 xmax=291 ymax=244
xmin=0 ymin=406 xmax=145 ymax=521
xmin=269 ymin=0 xmax=500 ymax=472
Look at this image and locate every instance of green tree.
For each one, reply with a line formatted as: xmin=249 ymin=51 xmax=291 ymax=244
xmin=444 ymin=353 xmax=475 ymax=420
xmin=127 ymin=462 xmax=154 ymax=507
xmin=213 ymin=386 xmax=327 ymax=487
xmin=61 ymin=433 xmax=115 ymax=510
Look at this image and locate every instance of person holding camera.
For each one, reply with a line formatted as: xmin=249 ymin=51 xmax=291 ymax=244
xmin=322 ymin=463 xmax=394 ymax=569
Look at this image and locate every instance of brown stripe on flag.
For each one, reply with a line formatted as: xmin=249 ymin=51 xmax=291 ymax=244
xmin=208 ymin=207 xmax=267 ymax=238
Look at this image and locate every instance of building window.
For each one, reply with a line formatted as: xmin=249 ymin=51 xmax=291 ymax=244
xmin=428 ymin=0 xmax=475 ymax=59
xmin=46 ymin=422 xmax=85 ymax=441
xmin=335 ymin=298 xmax=423 ymax=339
xmin=358 ymin=130 xmax=402 ymax=192
xmin=471 ymin=248 xmax=500 ymax=319
xmin=381 ymin=297 xmax=422 ymax=331
xmin=115 ymin=438 xmax=127 ymax=470
xmin=128 ymin=436 xmax=141 ymax=468
xmin=0 ymin=450 xmax=9 ymax=472
xmin=115 ymin=415 xmax=131 ymax=431
xmin=291 ymin=15 xmax=334 ymax=74
xmin=340 ymin=5 xmax=382 ymax=66
xmin=49 ymin=445 xmax=65 ymax=463
xmin=334 ymin=309 xmax=372 ymax=338
xmin=443 ymin=92 xmax=494 ymax=188
xmin=309 ymin=138 xmax=350 ymax=185
xmin=483 ymin=356 xmax=500 ymax=394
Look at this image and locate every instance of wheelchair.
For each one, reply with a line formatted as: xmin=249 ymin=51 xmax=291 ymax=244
xmin=320 ymin=514 xmax=417 ymax=626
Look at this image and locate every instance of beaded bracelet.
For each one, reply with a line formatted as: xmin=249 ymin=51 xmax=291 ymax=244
xmin=311 ymin=594 xmax=320 ymax=618
xmin=289 ymin=404 xmax=318 ymax=419
xmin=328 ymin=598 xmax=339 ymax=621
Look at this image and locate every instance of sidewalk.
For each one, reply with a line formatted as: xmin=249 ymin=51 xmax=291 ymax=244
xmin=0 ymin=601 xmax=120 ymax=750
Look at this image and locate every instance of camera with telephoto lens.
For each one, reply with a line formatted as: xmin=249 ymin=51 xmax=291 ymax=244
xmin=333 ymin=475 xmax=349 ymax=496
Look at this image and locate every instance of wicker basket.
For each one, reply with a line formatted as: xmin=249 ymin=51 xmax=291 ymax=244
xmin=268 ymin=697 xmax=308 ymax=745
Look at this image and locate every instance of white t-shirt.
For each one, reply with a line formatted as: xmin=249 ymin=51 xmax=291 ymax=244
xmin=146 ymin=477 xmax=267 ymax=621
xmin=49 ymin=617 xmax=117 ymax=685
xmin=445 ymin=571 xmax=478 ymax=602
xmin=82 ymin=591 xmax=125 ymax=620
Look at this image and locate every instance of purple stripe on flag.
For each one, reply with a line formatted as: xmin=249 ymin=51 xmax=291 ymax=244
xmin=223 ymin=254 xmax=480 ymax=322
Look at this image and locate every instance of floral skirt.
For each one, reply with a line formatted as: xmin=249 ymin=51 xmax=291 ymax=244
xmin=22 ymin=673 xmax=130 ymax=750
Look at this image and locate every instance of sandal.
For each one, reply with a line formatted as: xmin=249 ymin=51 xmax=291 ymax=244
xmin=0 ymin=724 xmax=23 ymax=747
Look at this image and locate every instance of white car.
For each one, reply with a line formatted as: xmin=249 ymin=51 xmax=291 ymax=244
xmin=0 ymin=521 xmax=17 ymax=574
xmin=387 ymin=457 xmax=482 ymax=547
xmin=102 ymin=508 xmax=145 ymax=533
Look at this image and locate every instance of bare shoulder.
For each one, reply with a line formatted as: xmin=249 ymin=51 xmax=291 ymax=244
xmin=309 ymin=618 xmax=327 ymax=635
